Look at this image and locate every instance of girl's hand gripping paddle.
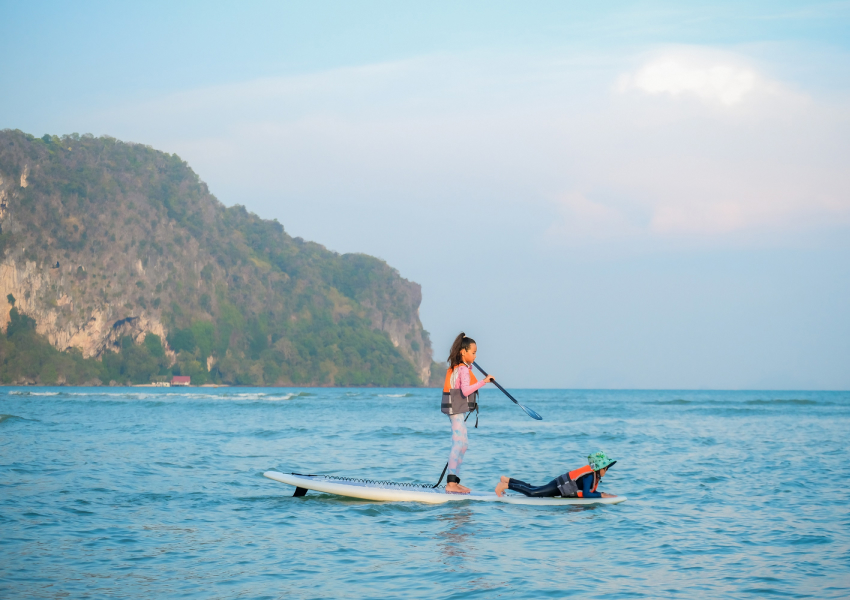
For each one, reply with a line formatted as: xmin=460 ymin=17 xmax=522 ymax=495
xmin=473 ymin=362 xmax=543 ymax=420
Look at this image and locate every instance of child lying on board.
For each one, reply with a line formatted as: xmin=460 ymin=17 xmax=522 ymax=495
xmin=495 ymin=451 xmax=618 ymax=498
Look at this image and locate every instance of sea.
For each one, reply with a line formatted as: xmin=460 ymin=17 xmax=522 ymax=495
xmin=1 ymin=387 xmax=848 ymax=599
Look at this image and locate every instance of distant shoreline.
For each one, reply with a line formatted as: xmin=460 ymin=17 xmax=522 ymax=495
xmin=0 ymin=384 xmax=844 ymax=392
xmin=0 ymin=383 xmax=441 ymax=389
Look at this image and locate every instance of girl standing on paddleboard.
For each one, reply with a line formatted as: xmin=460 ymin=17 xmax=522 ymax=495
xmin=441 ymin=333 xmax=495 ymax=494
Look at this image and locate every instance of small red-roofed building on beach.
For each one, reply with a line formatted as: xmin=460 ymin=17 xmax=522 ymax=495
xmin=171 ymin=375 xmax=191 ymax=386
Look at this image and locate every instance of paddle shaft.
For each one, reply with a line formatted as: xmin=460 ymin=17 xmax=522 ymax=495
xmin=472 ymin=363 xmax=519 ymax=405
xmin=473 ymin=362 xmax=542 ymax=420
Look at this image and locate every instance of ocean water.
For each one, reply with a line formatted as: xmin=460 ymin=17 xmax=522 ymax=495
xmin=1 ymin=387 xmax=848 ymax=599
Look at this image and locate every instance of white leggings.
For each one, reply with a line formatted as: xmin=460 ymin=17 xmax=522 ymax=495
xmin=447 ymin=413 xmax=469 ymax=476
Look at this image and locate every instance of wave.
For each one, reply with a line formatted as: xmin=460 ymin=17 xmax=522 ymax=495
xmin=745 ymin=399 xmax=819 ymax=406
xmin=55 ymin=390 xmax=316 ymax=402
xmin=222 ymin=392 xmax=284 ymax=400
xmin=8 ymin=391 xmax=60 ymax=397
xmin=378 ymin=393 xmax=414 ymax=398
xmin=65 ymin=391 xmax=167 ymax=401
xmin=220 ymin=391 xmax=314 ymax=401
xmin=240 ymin=392 xmax=301 ymax=401
xmin=248 ymin=429 xmax=285 ymax=438
xmin=653 ymin=398 xmax=822 ymax=407
xmin=0 ymin=414 xmax=23 ymax=424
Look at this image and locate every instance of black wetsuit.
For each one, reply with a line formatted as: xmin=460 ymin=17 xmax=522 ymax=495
xmin=508 ymin=472 xmax=602 ymax=498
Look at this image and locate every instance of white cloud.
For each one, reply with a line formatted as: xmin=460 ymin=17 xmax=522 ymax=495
xmin=617 ymin=48 xmax=778 ymax=106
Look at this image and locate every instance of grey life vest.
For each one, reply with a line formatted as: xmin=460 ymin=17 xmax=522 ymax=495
xmin=556 ymin=465 xmax=597 ymax=498
xmin=440 ymin=365 xmax=479 ymax=415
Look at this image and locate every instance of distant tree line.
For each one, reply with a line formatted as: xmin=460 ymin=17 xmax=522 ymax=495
xmin=0 ymin=293 xmax=421 ymax=386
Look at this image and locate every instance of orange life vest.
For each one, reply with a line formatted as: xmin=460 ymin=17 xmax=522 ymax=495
xmin=556 ymin=464 xmax=599 ymax=498
xmin=440 ymin=364 xmax=479 ymax=415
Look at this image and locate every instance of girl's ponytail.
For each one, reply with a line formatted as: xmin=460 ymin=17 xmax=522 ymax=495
xmin=448 ymin=332 xmax=476 ymax=368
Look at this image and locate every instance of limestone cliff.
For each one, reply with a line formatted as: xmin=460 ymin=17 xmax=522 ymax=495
xmin=0 ymin=130 xmax=436 ymax=386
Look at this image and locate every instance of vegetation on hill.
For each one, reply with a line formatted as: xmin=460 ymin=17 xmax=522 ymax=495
xmin=0 ymin=299 xmax=170 ymax=385
xmin=0 ymin=130 xmax=444 ymax=386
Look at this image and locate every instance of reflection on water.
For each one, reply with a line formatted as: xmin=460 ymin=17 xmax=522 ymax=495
xmin=436 ymin=507 xmax=475 ymax=567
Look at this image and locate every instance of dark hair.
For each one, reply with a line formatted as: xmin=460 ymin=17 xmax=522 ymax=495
xmin=448 ymin=332 xmax=476 ymax=368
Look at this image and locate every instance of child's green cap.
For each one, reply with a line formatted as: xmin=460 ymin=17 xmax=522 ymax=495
xmin=588 ymin=451 xmax=616 ymax=472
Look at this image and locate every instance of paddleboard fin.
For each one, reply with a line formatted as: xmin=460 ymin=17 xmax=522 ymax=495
xmin=293 ymin=487 xmax=308 ymax=497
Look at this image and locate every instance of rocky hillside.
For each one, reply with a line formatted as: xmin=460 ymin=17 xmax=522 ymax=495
xmin=0 ymin=130 xmax=441 ymax=386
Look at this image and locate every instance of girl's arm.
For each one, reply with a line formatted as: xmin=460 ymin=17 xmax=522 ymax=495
xmin=579 ymin=473 xmax=603 ymax=498
xmin=458 ymin=365 xmax=487 ymax=397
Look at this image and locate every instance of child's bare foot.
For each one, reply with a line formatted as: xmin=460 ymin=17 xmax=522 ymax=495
xmin=445 ymin=482 xmax=470 ymax=494
xmin=495 ymin=475 xmax=509 ymax=497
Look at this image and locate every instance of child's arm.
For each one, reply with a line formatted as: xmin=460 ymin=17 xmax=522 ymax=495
xmin=579 ymin=473 xmax=616 ymax=498
xmin=458 ymin=365 xmax=487 ymax=397
xmin=579 ymin=474 xmax=603 ymax=499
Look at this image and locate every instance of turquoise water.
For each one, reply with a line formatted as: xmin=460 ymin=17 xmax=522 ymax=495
xmin=1 ymin=387 xmax=848 ymax=598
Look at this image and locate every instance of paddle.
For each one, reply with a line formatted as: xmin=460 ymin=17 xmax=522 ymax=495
xmin=473 ymin=362 xmax=543 ymax=420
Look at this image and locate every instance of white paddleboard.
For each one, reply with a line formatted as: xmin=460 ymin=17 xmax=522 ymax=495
xmin=263 ymin=471 xmax=627 ymax=506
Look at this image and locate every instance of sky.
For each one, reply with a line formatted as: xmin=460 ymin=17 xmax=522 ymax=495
xmin=2 ymin=1 xmax=849 ymax=389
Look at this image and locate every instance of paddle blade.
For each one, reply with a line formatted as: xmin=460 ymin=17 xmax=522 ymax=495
xmin=520 ymin=404 xmax=543 ymax=420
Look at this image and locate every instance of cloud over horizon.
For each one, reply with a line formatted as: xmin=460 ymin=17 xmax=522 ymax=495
xmin=617 ymin=48 xmax=771 ymax=106
xmin=80 ymin=45 xmax=849 ymax=248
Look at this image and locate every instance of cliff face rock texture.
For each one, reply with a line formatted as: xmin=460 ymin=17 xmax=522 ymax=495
xmin=0 ymin=130 xmax=436 ymax=386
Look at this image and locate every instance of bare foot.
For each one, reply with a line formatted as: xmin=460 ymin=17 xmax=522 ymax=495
xmin=495 ymin=475 xmax=509 ymax=497
xmin=445 ymin=482 xmax=470 ymax=494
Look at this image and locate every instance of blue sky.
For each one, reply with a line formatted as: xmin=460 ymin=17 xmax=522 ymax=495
xmin=3 ymin=1 xmax=849 ymax=388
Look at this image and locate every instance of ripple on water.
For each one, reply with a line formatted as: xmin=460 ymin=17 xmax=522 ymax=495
xmin=745 ymin=399 xmax=821 ymax=406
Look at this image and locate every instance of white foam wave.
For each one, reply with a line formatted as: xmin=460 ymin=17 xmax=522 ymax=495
xmin=264 ymin=393 xmax=298 ymax=401
xmin=9 ymin=389 xmax=308 ymax=402
xmin=67 ymin=392 xmax=161 ymax=399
